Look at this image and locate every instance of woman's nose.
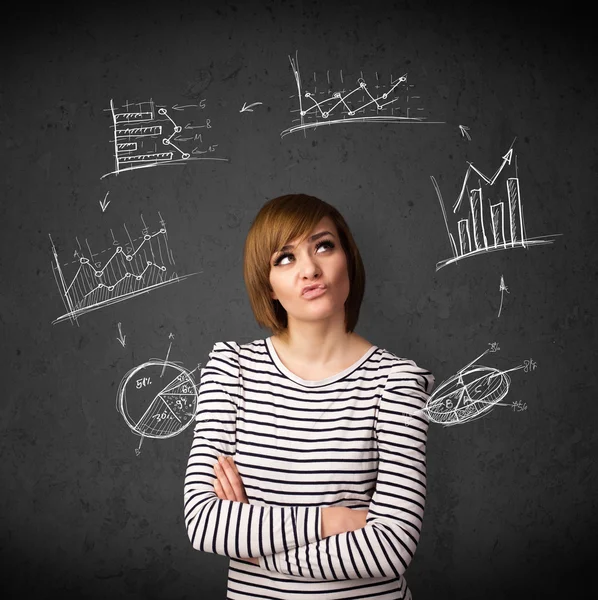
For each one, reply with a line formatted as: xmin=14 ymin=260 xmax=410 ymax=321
xmin=298 ymin=254 xmax=320 ymax=279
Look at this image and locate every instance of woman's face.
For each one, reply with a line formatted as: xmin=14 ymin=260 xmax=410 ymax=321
xmin=269 ymin=216 xmax=350 ymax=328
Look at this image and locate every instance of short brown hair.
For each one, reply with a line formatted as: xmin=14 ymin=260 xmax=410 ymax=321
xmin=243 ymin=194 xmax=365 ymax=334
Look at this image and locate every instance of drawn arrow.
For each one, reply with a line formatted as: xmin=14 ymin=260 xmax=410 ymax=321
xmin=99 ymin=191 xmax=111 ymax=212
xmin=117 ymin=322 xmax=126 ymax=347
xmin=458 ymin=125 xmax=471 ymax=141
xmin=497 ymin=275 xmax=509 ymax=318
xmin=160 ymin=341 xmax=172 ymax=377
xmin=454 ymin=142 xmax=516 ymax=211
xmin=478 ymin=148 xmax=514 ymax=185
xmin=240 ymin=101 xmax=263 ymax=113
xmin=172 ymin=104 xmax=198 ymax=111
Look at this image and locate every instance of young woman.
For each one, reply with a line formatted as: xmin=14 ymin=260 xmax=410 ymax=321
xmin=184 ymin=194 xmax=434 ymax=599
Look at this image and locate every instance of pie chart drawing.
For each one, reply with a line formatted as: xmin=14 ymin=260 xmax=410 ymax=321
xmin=117 ymin=360 xmax=198 ymax=439
xmin=424 ymin=365 xmax=511 ymax=426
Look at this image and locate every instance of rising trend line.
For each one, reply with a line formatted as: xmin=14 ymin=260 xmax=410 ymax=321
xmin=63 ymin=230 xmax=168 ymax=295
xmin=51 ymin=221 xmax=199 ymax=324
xmin=454 ymin=142 xmax=516 ymax=212
xmin=281 ymin=54 xmax=444 ymax=137
xmin=432 ymin=140 xmax=561 ymax=271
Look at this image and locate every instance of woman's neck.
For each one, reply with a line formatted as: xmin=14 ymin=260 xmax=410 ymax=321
xmin=271 ymin=317 xmax=368 ymax=368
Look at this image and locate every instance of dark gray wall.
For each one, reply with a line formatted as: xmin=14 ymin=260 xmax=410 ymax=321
xmin=2 ymin=1 xmax=596 ymax=598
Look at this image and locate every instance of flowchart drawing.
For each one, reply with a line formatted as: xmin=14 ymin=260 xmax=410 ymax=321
xmin=281 ymin=52 xmax=443 ymax=137
xmin=117 ymin=360 xmax=198 ymax=452
xmin=50 ymin=213 xmax=196 ymax=325
xmin=408 ymin=343 xmax=536 ymax=427
xmin=101 ymin=99 xmax=227 ymax=178
xmin=431 ymin=141 xmax=560 ymax=271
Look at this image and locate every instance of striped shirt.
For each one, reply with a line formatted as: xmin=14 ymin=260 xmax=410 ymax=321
xmin=184 ymin=338 xmax=433 ymax=600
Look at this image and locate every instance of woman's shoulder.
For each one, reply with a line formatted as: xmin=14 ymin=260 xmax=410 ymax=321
xmin=368 ymin=341 xmax=433 ymax=374
xmin=208 ymin=340 xmax=240 ymax=357
xmin=371 ymin=346 xmax=435 ymax=394
xmin=208 ymin=338 xmax=269 ymax=361
xmin=373 ymin=345 xmax=415 ymax=365
xmin=203 ymin=339 xmax=270 ymax=382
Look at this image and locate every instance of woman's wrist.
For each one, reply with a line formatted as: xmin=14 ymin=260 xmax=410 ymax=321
xmin=321 ymin=507 xmax=339 ymax=538
xmin=321 ymin=507 xmax=367 ymax=538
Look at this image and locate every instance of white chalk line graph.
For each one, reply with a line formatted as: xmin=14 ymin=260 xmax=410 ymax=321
xmin=117 ymin=359 xmax=199 ymax=453
xmin=432 ymin=140 xmax=560 ymax=271
xmin=281 ymin=52 xmax=444 ymax=137
xmin=101 ymin=98 xmax=228 ymax=178
xmin=50 ymin=213 xmax=197 ymax=325
xmin=406 ymin=343 xmax=536 ymax=427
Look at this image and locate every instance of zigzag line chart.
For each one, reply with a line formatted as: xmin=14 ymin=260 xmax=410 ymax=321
xmin=281 ymin=52 xmax=444 ymax=137
xmin=50 ymin=214 xmax=196 ymax=325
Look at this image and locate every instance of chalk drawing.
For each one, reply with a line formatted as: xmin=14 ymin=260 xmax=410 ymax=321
xmin=117 ymin=358 xmax=199 ymax=454
xmin=497 ymin=275 xmax=509 ymax=318
xmin=101 ymin=98 xmax=227 ymax=178
xmin=50 ymin=213 xmax=196 ymax=325
xmin=431 ymin=140 xmax=560 ymax=271
xmin=281 ymin=51 xmax=443 ymax=137
xmin=407 ymin=343 xmax=536 ymax=427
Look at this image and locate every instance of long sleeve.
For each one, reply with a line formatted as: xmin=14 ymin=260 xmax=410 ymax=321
xmin=184 ymin=341 xmax=321 ymax=559
xmin=257 ymin=359 xmax=434 ymax=579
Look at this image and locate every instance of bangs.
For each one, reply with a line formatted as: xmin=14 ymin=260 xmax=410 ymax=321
xmin=264 ymin=197 xmax=330 ymax=259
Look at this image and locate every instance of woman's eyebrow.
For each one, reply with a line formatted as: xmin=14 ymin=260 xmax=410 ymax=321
xmin=278 ymin=230 xmax=334 ymax=253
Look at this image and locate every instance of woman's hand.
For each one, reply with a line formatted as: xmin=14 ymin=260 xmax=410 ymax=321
xmin=321 ymin=507 xmax=368 ymax=538
xmin=212 ymin=455 xmax=366 ymax=560
xmin=213 ymin=455 xmax=258 ymax=565
xmin=213 ymin=455 xmax=249 ymax=503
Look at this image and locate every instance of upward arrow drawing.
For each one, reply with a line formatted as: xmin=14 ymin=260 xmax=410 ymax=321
xmin=453 ymin=145 xmax=515 ymax=212
xmin=497 ymin=275 xmax=509 ymax=318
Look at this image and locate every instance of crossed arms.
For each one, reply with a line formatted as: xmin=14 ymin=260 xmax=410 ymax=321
xmin=183 ymin=347 xmax=432 ymax=580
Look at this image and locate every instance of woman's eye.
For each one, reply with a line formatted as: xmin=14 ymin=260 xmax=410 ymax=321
xmin=273 ymin=241 xmax=334 ymax=266
xmin=315 ymin=240 xmax=335 ymax=252
xmin=273 ymin=252 xmax=293 ymax=266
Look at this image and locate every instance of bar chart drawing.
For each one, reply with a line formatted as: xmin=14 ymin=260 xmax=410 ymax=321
xmin=101 ymin=98 xmax=227 ymax=179
xmin=50 ymin=214 xmax=196 ymax=325
xmin=431 ymin=143 xmax=559 ymax=271
xmin=281 ymin=52 xmax=443 ymax=137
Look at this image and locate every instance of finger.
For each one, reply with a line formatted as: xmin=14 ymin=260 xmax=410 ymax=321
xmin=219 ymin=456 xmax=247 ymax=503
xmin=227 ymin=457 xmax=245 ymax=484
xmin=224 ymin=456 xmax=248 ymax=503
xmin=213 ymin=478 xmax=226 ymax=500
xmin=214 ymin=459 xmax=237 ymax=501
xmin=227 ymin=456 xmax=240 ymax=475
xmin=221 ymin=456 xmax=248 ymax=502
xmin=214 ymin=478 xmax=226 ymax=500
xmin=214 ymin=460 xmax=237 ymax=501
